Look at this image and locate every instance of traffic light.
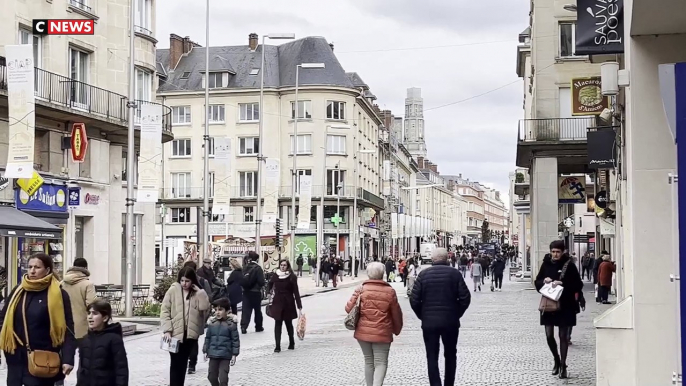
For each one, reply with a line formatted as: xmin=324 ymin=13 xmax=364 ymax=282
xmin=275 ymin=218 xmax=282 ymax=249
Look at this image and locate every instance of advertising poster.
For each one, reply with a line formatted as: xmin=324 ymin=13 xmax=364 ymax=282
xmin=5 ymin=45 xmax=36 ymax=178
xmin=297 ymin=175 xmax=313 ymax=229
xmin=212 ymin=137 xmax=232 ymax=216
xmin=137 ymin=103 xmax=163 ymax=202
xmin=262 ymin=158 xmax=280 ymax=223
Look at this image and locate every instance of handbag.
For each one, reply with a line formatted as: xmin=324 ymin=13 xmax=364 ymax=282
xmin=265 ymin=292 xmax=274 ymax=318
xmin=538 ymin=261 xmax=570 ymax=314
xmin=21 ymin=294 xmax=61 ymax=378
xmin=344 ymin=288 xmax=362 ymax=330
xmin=296 ymin=313 xmax=307 ymax=340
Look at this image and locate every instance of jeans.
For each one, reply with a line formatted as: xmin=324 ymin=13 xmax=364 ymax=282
xmin=170 ymin=338 xmax=196 ymax=386
xmin=240 ymin=291 xmax=263 ymax=330
xmin=207 ymin=358 xmax=231 ymax=386
xmin=493 ymin=273 xmax=503 ymax=289
xmin=358 ymin=340 xmax=391 ymax=386
xmin=423 ymin=328 xmax=459 ymax=386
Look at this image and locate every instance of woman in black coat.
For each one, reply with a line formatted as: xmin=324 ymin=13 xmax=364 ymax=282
xmin=534 ymin=240 xmax=583 ymax=380
xmin=224 ymin=258 xmax=243 ymax=315
xmin=267 ymin=260 xmax=302 ymax=353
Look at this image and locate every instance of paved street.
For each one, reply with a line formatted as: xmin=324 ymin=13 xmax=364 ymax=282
xmin=0 ymin=274 xmax=604 ymax=385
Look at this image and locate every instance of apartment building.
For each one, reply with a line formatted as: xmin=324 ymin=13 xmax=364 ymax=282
xmin=445 ymin=175 xmax=484 ymax=244
xmin=483 ymin=188 xmax=508 ymax=236
xmin=0 ymin=0 xmax=167 ymax=289
xmin=414 ymin=158 xmax=457 ymax=247
xmin=156 ymin=34 xmax=385 ymax=266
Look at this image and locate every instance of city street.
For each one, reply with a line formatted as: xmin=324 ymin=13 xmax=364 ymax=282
xmin=0 ymin=276 xmax=603 ymax=385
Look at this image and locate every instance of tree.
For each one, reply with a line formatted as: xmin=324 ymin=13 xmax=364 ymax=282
xmin=481 ymin=220 xmax=490 ymax=243
xmin=515 ymin=172 xmax=525 ymax=183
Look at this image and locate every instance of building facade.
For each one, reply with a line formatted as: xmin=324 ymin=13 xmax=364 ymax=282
xmin=0 ymin=0 xmax=167 ymax=289
xmin=403 ymin=87 xmax=427 ymax=159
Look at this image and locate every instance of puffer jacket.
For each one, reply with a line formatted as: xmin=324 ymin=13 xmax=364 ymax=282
xmin=160 ymin=282 xmax=210 ymax=341
xmin=76 ymin=322 xmax=128 ymax=386
xmin=345 ymin=280 xmax=403 ymax=343
xmin=203 ymin=315 xmax=240 ymax=360
xmin=410 ymin=261 xmax=472 ymax=330
xmin=62 ymin=267 xmax=98 ymax=339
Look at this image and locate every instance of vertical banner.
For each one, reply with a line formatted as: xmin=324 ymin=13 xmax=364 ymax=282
xmin=399 ymin=214 xmax=405 ymax=239
xmin=4 ymin=45 xmax=36 ymax=178
xmin=391 ymin=213 xmax=398 ymax=240
xmin=297 ymin=175 xmax=313 ymax=229
xmin=262 ymin=158 xmax=280 ymax=223
xmin=137 ymin=103 xmax=163 ymax=202
xmin=212 ymin=137 xmax=232 ymax=215
xmin=575 ymin=0 xmax=624 ymax=55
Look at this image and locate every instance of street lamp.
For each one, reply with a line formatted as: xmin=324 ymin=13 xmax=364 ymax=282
xmin=352 ymin=145 xmax=376 ymax=277
xmin=256 ymin=33 xmax=295 ymax=260
xmin=291 ymin=62 xmax=325 ymax=266
xmin=336 ymin=181 xmax=343 ymax=260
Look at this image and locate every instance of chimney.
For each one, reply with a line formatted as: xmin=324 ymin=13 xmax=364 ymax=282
xmin=169 ymin=34 xmax=184 ymax=70
xmin=329 ymin=42 xmax=334 ymax=51
xmin=430 ymin=164 xmax=438 ymax=173
xmin=417 ymin=156 xmax=424 ymax=168
xmin=249 ymin=33 xmax=258 ymax=51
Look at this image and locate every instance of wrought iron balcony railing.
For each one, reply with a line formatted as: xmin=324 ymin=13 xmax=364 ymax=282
xmin=518 ymin=117 xmax=595 ymax=142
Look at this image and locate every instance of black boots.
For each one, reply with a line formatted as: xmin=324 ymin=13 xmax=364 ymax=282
xmin=559 ymin=366 xmax=568 ymax=379
xmin=552 ymin=357 xmax=561 ymax=376
xmin=288 ymin=336 xmax=295 ymax=350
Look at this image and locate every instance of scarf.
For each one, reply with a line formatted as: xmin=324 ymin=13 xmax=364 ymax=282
xmin=276 ymin=270 xmax=290 ymax=279
xmin=0 ymin=274 xmax=67 ymax=354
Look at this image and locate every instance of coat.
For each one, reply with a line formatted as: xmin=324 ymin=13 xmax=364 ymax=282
xmin=470 ymin=263 xmax=482 ymax=277
xmin=345 ymin=280 xmax=403 ymax=343
xmin=241 ymin=262 xmax=265 ymax=293
xmin=598 ymin=261 xmax=616 ymax=287
xmin=491 ymin=258 xmax=506 ymax=276
xmin=203 ymin=315 xmax=240 ymax=360
xmin=384 ymin=260 xmax=395 ymax=273
xmin=410 ymin=262 xmax=471 ymax=330
xmin=534 ymin=254 xmax=584 ymax=327
xmin=76 ymin=322 xmax=128 ymax=386
xmin=0 ymin=285 xmax=77 ymax=384
xmin=225 ymin=269 xmax=243 ymax=306
xmin=62 ymin=267 xmax=97 ymax=339
xmin=160 ymin=282 xmax=210 ymax=341
xmin=267 ymin=273 xmax=302 ymax=321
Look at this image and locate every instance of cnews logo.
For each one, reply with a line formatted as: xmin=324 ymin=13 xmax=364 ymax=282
xmin=32 ymin=19 xmax=95 ymax=35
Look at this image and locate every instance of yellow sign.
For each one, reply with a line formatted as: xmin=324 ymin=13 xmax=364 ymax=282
xmin=16 ymin=171 xmax=44 ymax=195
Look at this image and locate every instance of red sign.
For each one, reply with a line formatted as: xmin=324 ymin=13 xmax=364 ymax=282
xmin=70 ymin=123 xmax=88 ymax=163
xmin=32 ymin=19 xmax=95 ymax=35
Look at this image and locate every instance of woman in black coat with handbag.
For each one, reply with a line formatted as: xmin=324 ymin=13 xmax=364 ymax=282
xmin=224 ymin=259 xmax=243 ymax=315
xmin=534 ymin=240 xmax=583 ymax=380
xmin=267 ymin=260 xmax=302 ymax=353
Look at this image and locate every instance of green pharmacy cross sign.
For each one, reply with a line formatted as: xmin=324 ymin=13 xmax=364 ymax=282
xmin=331 ymin=213 xmax=343 ymax=227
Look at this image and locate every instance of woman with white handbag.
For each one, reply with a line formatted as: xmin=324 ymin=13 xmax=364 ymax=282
xmin=534 ymin=240 xmax=583 ymax=380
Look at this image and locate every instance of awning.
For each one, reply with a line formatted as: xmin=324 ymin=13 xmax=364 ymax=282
xmin=0 ymin=206 xmax=62 ymax=239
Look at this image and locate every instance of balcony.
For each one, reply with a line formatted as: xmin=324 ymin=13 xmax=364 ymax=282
xmin=159 ymin=184 xmax=365 ymax=205
xmin=0 ymin=63 xmax=173 ymax=144
xmin=357 ymin=188 xmax=385 ymax=209
xmin=278 ymin=185 xmax=358 ymax=199
xmin=514 ymin=170 xmax=530 ymax=197
xmin=516 ymin=117 xmax=595 ymax=173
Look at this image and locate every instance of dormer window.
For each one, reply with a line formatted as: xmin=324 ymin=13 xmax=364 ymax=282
xmin=205 ymin=71 xmax=229 ymax=89
xmin=180 ymin=71 xmax=191 ymax=79
xmin=249 ymin=69 xmax=259 ymax=75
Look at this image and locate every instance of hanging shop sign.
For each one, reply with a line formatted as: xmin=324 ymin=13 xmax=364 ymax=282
xmin=571 ymin=77 xmax=609 ymax=116
xmin=84 ymin=193 xmax=100 ymax=205
xmin=70 ymin=123 xmax=88 ymax=163
xmin=68 ymin=187 xmax=81 ymax=206
xmin=16 ymin=171 xmax=45 ymax=196
xmin=595 ymin=190 xmax=608 ymax=209
xmin=558 ymin=176 xmax=587 ymax=204
xmin=15 ymin=183 xmax=67 ymax=212
xmin=575 ymin=0 xmax=624 ymax=55
xmin=588 ymin=128 xmax=616 ymax=168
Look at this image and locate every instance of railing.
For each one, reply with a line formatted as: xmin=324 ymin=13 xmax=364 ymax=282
xmin=134 ymin=25 xmax=154 ymax=37
xmin=135 ymin=100 xmax=173 ymax=133
xmin=278 ymin=185 xmax=357 ymax=198
xmin=518 ymin=117 xmax=595 ymax=141
xmin=69 ymin=0 xmax=94 ymax=14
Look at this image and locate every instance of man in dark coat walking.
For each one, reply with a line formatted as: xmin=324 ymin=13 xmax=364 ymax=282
xmin=410 ymin=248 xmax=471 ymax=386
xmin=240 ymin=252 xmax=266 ymax=334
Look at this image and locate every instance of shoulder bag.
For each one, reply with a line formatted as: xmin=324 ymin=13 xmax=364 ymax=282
xmin=538 ymin=260 xmax=571 ymax=314
xmin=344 ymin=287 xmax=363 ymax=331
xmin=21 ymin=294 xmax=62 ymax=378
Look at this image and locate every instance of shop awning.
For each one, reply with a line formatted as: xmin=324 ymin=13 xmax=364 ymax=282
xmin=0 ymin=206 xmax=62 ymax=239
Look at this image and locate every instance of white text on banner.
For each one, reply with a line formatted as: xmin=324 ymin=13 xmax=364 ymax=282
xmin=212 ymin=137 xmax=232 ymax=216
xmin=297 ymin=175 xmax=313 ymax=229
xmin=262 ymin=158 xmax=280 ymax=223
xmin=5 ymin=45 xmax=36 ymax=178
xmin=137 ymin=103 xmax=163 ymax=202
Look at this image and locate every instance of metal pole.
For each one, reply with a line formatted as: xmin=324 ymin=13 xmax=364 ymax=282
xmin=336 ymin=185 xmax=341 ymax=260
xmin=316 ymin=126 xmax=327 ymax=287
xmin=255 ymin=35 xmax=267 ymax=260
xmin=290 ymin=65 xmax=300 ymax=267
xmin=352 ymin=137 xmax=358 ymax=277
xmin=160 ymin=203 xmax=166 ymax=266
xmin=201 ymin=0 xmax=210 ymax=263
xmin=124 ymin=0 xmax=137 ymax=317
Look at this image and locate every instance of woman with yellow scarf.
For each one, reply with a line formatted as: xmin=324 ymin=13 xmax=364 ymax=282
xmin=0 ymin=253 xmax=76 ymax=386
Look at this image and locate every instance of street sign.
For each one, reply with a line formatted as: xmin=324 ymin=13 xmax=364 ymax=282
xmin=70 ymin=123 xmax=88 ymax=163
xmin=563 ymin=216 xmax=575 ymax=228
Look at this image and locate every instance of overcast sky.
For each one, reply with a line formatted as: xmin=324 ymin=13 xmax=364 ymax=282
xmin=157 ymin=0 xmax=530 ymax=203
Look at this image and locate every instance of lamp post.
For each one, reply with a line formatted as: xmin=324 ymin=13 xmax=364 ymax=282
xmin=256 ymin=33 xmax=295 ymax=260
xmin=336 ymin=182 xmax=343 ymax=259
xmin=291 ymin=63 xmax=325 ymax=266
xmin=352 ymin=142 xmax=375 ymax=277
xmin=200 ymin=0 xmax=211 ymax=264
xmin=124 ymin=0 xmax=137 ymax=317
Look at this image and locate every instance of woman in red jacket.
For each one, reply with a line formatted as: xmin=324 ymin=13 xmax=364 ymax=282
xmin=597 ymin=255 xmax=616 ymax=304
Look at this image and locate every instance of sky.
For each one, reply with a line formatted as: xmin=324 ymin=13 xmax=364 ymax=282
xmin=157 ymin=0 xmax=530 ymax=204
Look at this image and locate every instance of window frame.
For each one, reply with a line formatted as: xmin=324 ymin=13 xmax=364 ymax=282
xmin=238 ymin=103 xmax=260 ymax=122
xmin=134 ymin=0 xmax=152 ymax=33
xmin=558 ymin=22 xmax=585 ymax=59
xmin=206 ymin=72 xmax=226 ymax=89
xmin=295 ymin=169 xmax=312 ymax=193
xmin=326 ymin=101 xmax=346 ymax=120
xmin=171 ymin=207 xmax=192 ymax=223
xmin=206 ymin=137 xmax=215 ymax=157
xmin=170 ymin=172 xmax=191 ymax=198
xmin=289 ymin=134 xmax=312 ymax=155
xmin=135 ymin=67 xmax=153 ymax=101
xmin=171 ymin=138 xmax=192 ymax=158
xmin=172 ymin=106 xmax=192 ymax=125
xmin=239 ymin=171 xmax=258 ymax=197
xmin=326 ymin=135 xmax=347 ymax=155
xmin=290 ymin=100 xmax=312 ymax=119
xmin=207 ymin=172 xmax=215 ymax=198
xmin=243 ymin=206 xmax=255 ymax=222
xmin=238 ymin=137 xmax=259 ymax=156
xmin=208 ymin=104 xmax=225 ymax=124
xmin=326 ymin=169 xmax=345 ymax=195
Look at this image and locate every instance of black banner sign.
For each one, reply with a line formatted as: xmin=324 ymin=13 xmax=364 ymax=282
xmin=588 ymin=129 xmax=616 ymax=169
xmin=575 ymin=0 xmax=624 ymax=55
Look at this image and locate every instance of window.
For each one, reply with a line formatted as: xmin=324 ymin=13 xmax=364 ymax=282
xmin=135 ymin=68 xmax=152 ymax=101
xmin=171 ymin=208 xmax=191 ymax=223
xmin=172 ymin=106 xmax=191 ymax=124
xmin=327 ymin=135 xmax=346 ymax=155
xmin=295 ymin=169 xmax=312 ymax=193
xmin=171 ymin=139 xmax=192 ymax=157
xmin=69 ymin=0 xmax=92 ymax=13
xmin=208 ymin=104 xmax=225 ymax=123
xmin=206 ymin=137 xmax=215 ymax=156
xmin=134 ymin=0 xmax=152 ymax=34
xmin=326 ymin=101 xmax=346 ymax=120
xmin=291 ymin=101 xmax=312 ymax=119
xmin=238 ymin=137 xmax=259 ymax=155
xmin=239 ymin=172 xmax=258 ymax=197
xmin=18 ymin=28 xmax=42 ymax=68
xmin=69 ymin=48 xmax=89 ymax=106
xmin=239 ymin=103 xmax=259 ymax=122
xmin=206 ymin=72 xmax=226 ymax=89
xmin=326 ymin=169 xmax=345 ymax=195
xmin=121 ymin=151 xmax=138 ymax=183
xmin=290 ymin=134 xmax=312 ymax=154
xmin=170 ymin=173 xmax=191 ymax=198
xmin=211 ymin=214 xmax=225 ymax=222
xmin=559 ymin=23 xmax=577 ymax=58
xmin=324 ymin=206 xmax=347 ymax=223
xmin=207 ymin=172 xmax=215 ymax=198
xmin=243 ymin=206 xmax=255 ymax=222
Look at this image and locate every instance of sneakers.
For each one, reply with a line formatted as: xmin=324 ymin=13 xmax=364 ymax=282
xmin=478 ymin=285 xmax=481 ymax=291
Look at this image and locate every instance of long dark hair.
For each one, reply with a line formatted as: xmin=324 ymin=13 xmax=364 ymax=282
xmin=278 ymin=259 xmax=294 ymax=275
xmin=177 ymin=266 xmax=201 ymax=289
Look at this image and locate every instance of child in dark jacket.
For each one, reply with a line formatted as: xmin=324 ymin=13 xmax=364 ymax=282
xmin=76 ymin=300 xmax=129 ymax=386
xmin=204 ymin=298 xmax=240 ymax=386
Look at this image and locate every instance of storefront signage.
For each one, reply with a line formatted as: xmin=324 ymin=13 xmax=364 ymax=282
xmin=595 ymin=190 xmax=608 ymax=209
xmin=571 ymin=77 xmax=609 ymax=115
xmin=68 ymin=187 xmax=81 ymax=206
xmin=587 ymin=128 xmax=616 ymax=168
xmin=0 ymin=229 xmax=59 ymax=239
xmin=575 ymin=0 xmax=624 ymax=55
xmin=70 ymin=123 xmax=88 ymax=163
xmin=558 ymin=176 xmax=586 ymax=204
xmin=84 ymin=193 xmax=100 ymax=205
xmin=15 ymin=184 xmax=67 ymax=212
xmin=16 ymin=171 xmax=45 ymax=196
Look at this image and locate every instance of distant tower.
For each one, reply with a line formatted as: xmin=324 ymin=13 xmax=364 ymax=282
xmin=403 ymin=87 xmax=427 ymax=158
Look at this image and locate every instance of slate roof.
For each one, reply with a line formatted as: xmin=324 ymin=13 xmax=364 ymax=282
xmin=157 ymin=36 xmax=360 ymax=93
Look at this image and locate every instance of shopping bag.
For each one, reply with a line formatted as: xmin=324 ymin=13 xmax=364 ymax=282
xmin=296 ymin=313 xmax=307 ymax=341
xmin=388 ymin=272 xmax=396 ymax=282
xmin=539 ymin=282 xmax=564 ymax=301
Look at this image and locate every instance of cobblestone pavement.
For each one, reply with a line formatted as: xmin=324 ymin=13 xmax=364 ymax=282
xmin=1 ymin=275 xmax=604 ymax=385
